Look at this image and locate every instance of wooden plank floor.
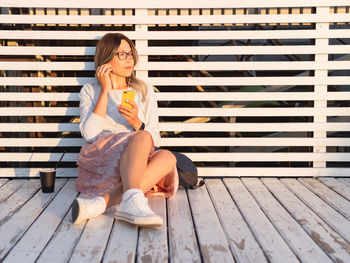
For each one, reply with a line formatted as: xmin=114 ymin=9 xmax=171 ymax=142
xmin=0 ymin=177 xmax=350 ymax=263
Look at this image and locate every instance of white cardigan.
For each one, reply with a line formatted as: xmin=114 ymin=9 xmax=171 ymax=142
xmin=79 ymin=80 xmax=160 ymax=146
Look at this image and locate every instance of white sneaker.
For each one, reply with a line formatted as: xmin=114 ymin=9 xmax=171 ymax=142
xmin=71 ymin=196 xmax=106 ymax=225
xmin=116 ymin=191 xmax=163 ymax=227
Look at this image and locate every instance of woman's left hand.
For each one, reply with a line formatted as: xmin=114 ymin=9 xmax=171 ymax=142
xmin=118 ymin=100 xmax=142 ymax=130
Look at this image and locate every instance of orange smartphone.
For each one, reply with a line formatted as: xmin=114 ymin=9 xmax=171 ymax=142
xmin=121 ymin=90 xmax=135 ymax=109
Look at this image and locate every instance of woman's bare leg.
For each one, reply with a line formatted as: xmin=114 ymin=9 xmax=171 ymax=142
xmin=102 ymin=131 xmax=176 ymax=208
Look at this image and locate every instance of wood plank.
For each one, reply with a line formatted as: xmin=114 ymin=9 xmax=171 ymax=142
xmin=137 ymin=197 xmax=168 ymax=263
xmin=0 ymin=179 xmax=8 ymax=188
xmin=242 ymin=178 xmax=332 ymax=263
xmin=223 ymin=178 xmax=298 ymax=263
xmin=69 ymin=200 xmax=114 ymax=263
xmin=281 ymin=178 xmax=350 ymax=243
xmin=0 ymin=179 xmax=27 ymax=203
xmin=319 ymin=177 xmax=350 ymax=201
xmin=0 ymin=180 xmax=41 ymax=224
xmin=205 ymin=179 xmax=268 ymax=263
xmin=338 ymin=178 xmax=350 ymax=189
xmin=37 ymin=204 xmax=86 ymax=262
xmin=0 ymin=179 xmax=67 ymax=260
xmin=167 ymin=189 xmax=201 ymax=263
xmin=102 ymin=207 xmax=138 ymax=263
xmin=2 ymin=179 xmax=77 ymax=262
xmin=298 ymin=178 xmax=350 ymax=220
xmin=262 ymin=178 xmax=350 ymax=262
xmin=187 ymin=184 xmax=236 ymax=263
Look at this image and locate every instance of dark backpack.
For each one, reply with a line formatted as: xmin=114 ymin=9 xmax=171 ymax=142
xmin=171 ymin=151 xmax=204 ymax=190
xmin=155 ymin=147 xmax=204 ymax=189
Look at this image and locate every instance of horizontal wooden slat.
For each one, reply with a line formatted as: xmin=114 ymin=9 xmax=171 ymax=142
xmin=1 ymin=152 xmax=350 ymax=162
xmin=1 ymin=76 xmax=350 ymax=86
xmin=1 ymin=92 xmax=350 ymax=102
xmin=2 ymin=137 xmax=350 ymax=147
xmin=2 ymin=61 xmax=350 ymax=71
xmin=1 ymin=14 xmax=348 ymax=24
xmin=1 ymin=45 xmax=350 ymax=56
xmin=2 ymin=122 xmax=350 ymax=132
xmin=1 ymin=29 xmax=349 ymax=40
xmin=1 ymin=0 xmax=348 ymax=8
xmin=2 ymin=107 xmax=350 ymax=117
xmin=2 ymin=167 xmax=350 ymax=178
xmin=0 ymin=138 xmax=84 ymax=147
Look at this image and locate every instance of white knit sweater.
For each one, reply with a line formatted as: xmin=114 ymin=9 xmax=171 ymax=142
xmin=79 ymin=79 xmax=160 ymax=146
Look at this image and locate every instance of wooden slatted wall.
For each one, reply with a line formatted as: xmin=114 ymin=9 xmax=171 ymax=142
xmin=0 ymin=0 xmax=350 ymax=177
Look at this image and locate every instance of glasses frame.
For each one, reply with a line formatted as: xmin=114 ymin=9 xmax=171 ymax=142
xmin=115 ymin=51 xmax=134 ymax=60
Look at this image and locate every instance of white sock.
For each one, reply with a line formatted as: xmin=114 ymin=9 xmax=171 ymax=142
xmin=122 ymin=188 xmax=143 ymax=202
xmin=93 ymin=196 xmax=107 ymax=213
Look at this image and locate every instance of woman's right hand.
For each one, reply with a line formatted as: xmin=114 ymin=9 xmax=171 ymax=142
xmin=95 ymin=64 xmax=114 ymax=94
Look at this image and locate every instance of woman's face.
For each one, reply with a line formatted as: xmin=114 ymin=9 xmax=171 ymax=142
xmin=109 ymin=39 xmax=134 ymax=78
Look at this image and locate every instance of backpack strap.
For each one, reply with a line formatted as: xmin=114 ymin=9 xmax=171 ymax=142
xmin=189 ymin=179 xmax=205 ymax=190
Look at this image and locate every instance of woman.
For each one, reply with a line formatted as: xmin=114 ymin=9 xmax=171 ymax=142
xmin=72 ymin=33 xmax=178 ymax=227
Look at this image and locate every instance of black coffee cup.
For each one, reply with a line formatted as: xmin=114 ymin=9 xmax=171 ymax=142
xmin=39 ymin=169 xmax=56 ymax=193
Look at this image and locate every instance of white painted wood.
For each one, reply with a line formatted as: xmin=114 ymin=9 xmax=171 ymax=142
xmin=0 ymin=180 xmax=41 ymax=223
xmin=205 ymin=179 xmax=268 ymax=263
xmin=1 ymin=14 xmax=348 ymax=25
xmin=69 ymin=206 xmax=114 ymax=263
xmin=223 ymin=178 xmax=298 ymax=263
xmin=338 ymin=178 xmax=350 ymax=190
xmin=2 ymin=91 xmax=350 ymax=102
xmin=242 ymin=178 xmax=332 ymax=263
xmin=102 ymin=207 xmax=138 ymax=263
xmin=2 ymin=167 xmax=350 ymax=178
xmin=281 ymin=178 xmax=350 ymax=243
xmin=318 ymin=177 xmax=350 ymax=201
xmin=1 ymin=29 xmax=349 ymax=41
xmin=187 ymin=185 xmax=235 ymax=262
xmin=0 ymin=138 xmax=84 ymax=147
xmin=1 ymin=45 xmax=350 ymax=56
xmin=0 ymin=179 xmax=27 ymax=203
xmin=0 ymin=179 xmax=8 ymax=187
xmin=3 ymin=106 xmax=350 ymax=118
xmin=4 ymin=152 xmax=350 ymax=163
xmin=167 ymin=189 xmax=201 ymax=263
xmin=298 ymin=178 xmax=350 ymax=220
xmin=0 ymin=179 xmax=67 ymax=261
xmin=2 ymin=76 xmax=350 ymax=86
xmin=137 ymin=197 xmax=168 ymax=263
xmin=261 ymin=178 xmax=350 ymax=262
xmin=0 ymin=92 xmax=79 ymax=101
xmin=2 ymin=180 xmax=77 ymax=263
xmin=3 ymin=61 xmax=350 ymax=71
xmin=159 ymin=138 xmax=350 ymax=147
xmin=37 ymin=200 xmax=86 ymax=263
xmin=1 ymin=0 xmax=348 ymax=8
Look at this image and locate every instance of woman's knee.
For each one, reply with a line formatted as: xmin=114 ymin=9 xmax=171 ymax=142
xmin=159 ymin=149 xmax=177 ymax=167
xmin=133 ymin=130 xmax=153 ymax=144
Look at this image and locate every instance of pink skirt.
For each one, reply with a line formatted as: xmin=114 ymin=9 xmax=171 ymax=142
xmin=75 ymin=131 xmax=178 ymax=198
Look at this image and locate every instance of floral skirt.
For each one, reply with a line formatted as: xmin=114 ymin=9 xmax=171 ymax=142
xmin=75 ymin=131 xmax=178 ymax=198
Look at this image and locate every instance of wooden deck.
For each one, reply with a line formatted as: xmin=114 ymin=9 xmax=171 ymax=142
xmin=0 ymin=177 xmax=350 ymax=263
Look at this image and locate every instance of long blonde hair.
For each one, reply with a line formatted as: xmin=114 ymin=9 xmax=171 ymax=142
xmin=94 ymin=33 xmax=148 ymax=101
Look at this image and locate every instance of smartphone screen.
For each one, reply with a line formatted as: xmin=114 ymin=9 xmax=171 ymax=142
xmin=121 ymin=90 xmax=135 ymax=109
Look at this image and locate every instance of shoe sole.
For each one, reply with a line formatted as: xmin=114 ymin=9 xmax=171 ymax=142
xmin=71 ymin=198 xmax=83 ymax=225
xmin=116 ymin=212 xmax=163 ymax=227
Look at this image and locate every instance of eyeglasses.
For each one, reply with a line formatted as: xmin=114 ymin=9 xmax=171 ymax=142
xmin=115 ymin=51 xmax=134 ymax=60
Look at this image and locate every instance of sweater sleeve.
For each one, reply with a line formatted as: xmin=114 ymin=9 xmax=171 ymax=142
xmin=79 ymin=83 xmax=105 ymax=142
xmin=144 ymin=85 xmax=161 ymax=147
